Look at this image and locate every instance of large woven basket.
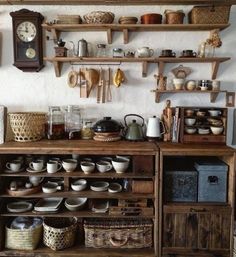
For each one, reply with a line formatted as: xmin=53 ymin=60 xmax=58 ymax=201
xmin=165 ymin=10 xmax=185 ymax=24
xmin=5 ymin=222 xmax=43 ymax=250
xmin=189 ymin=5 xmax=231 ymax=24
xmin=43 ymin=217 xmax=77 ymax=251
xmin=84 ymin=219 xmax=153 ymax=248
xmin=8 ymin=112 xmax=46 ymax=142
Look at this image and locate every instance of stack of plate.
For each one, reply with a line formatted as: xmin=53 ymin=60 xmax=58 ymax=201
xmin=34 ymin=198 xmax=63 ymax=213
xmin=57 ymin=15 xmax=82 ymax=24
xmin=118 ymin=16 xmax=138 ymax=24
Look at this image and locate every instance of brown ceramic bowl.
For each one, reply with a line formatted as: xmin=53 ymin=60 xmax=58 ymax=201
xmin=141 ymin=13 xmax=162 ymax=24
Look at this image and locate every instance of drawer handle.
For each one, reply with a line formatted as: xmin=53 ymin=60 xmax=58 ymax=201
xmin=190 ymin=208 xmax=206 ymax=212
xmin=208 ymin=175 xmax=218 ymax=184
xmin=109 ymin=235 xmax=128 ymax=247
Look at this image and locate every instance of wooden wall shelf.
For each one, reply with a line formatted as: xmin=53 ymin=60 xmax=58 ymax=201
xmin=42 ymin=23 xmax=230 ymax=44
xmin=0 ymin=0 xmax=234 ymax=5
xmin=44 ymin=56 xmax=230 ymax=78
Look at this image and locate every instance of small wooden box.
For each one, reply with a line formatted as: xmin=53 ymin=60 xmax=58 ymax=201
xmin=179 ymin=106 xmax=227 ymax=144
xmin=54 ymin=46 xmax=68 ymax=57
xmin=132 ymin=180 xmax=154 ymax=194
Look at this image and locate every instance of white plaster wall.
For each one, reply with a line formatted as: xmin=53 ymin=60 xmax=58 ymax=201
xmin=0 ymin=4 xmax=235 ymax=145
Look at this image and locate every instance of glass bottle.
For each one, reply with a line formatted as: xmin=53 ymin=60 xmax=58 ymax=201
xmin=47 ymin=106 xmax=65 ymax=140
xmin=81 ymin=120 xmax=94 ymax=140
xmin=64 ymin=105 xmax=82 ymax=140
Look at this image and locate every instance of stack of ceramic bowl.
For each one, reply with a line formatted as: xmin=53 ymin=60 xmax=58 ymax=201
xmin=118 ymin=16 xmax=138 ymax=24
xmin=57 ymin=15 xmax=82 ymax=24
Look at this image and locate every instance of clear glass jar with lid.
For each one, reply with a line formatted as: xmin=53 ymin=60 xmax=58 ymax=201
xmin=47 ymin=106 xmax=65 ymax=140
xmin=64 ymin=105 xmax=82 ymax=140
xmin=96 ymin=44 xmax=107 ymax=57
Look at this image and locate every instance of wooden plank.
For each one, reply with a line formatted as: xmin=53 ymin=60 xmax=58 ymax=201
xmin=198 ymin=213 xmax=210 ymax=250
xmin=186 ymin=213 xmax=198 ymax=249
xmin=163 ymin=213 xmax=174 ymax=247
xmin=173 ymin=213 xmax=186 ymax=247
xmin=42 ymin=24 xmax=230 ymax=32
xmin=123 ymin=28 xmax=129 ymax=44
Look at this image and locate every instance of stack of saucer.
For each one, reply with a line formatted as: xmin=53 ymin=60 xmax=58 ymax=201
xmin=118 ymin=16 xmax=138 ymax=24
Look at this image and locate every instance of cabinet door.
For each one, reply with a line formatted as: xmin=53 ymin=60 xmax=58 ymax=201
xmin=163 ymin=206 xmax=231 ymax=252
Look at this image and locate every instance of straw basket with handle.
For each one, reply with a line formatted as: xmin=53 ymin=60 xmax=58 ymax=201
xmin=8 ymin=112 xmax=46 ymax=142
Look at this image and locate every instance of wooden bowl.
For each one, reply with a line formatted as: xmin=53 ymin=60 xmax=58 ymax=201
xmin=141 ymin=13 xmax=162 ymax=24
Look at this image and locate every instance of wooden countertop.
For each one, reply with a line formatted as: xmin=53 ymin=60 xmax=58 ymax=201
xmin=0 ymin=140 xmax=158 ymax=155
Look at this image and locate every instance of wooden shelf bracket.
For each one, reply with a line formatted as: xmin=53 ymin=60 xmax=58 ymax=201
xmin=142 ymin=61 xmax=148 ymax=77
xmin=107 ymin=28 xmax=112 ymax=44
xmin=210 ymin=91 xmax=220 ymax=102
xmin=53 ymin=61 xmax=62 ymax=77
xmin=211 ymin=60 xmax=220 ymax=79
xmin=50 ymin=28 xmax=60 ymax=42
xmin=123 ymin=28 xmax=129 ymax=44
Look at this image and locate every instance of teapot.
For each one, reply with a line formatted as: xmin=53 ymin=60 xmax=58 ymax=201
xmin=70 ymin=39 xmax=89 ymax=57
xmin=146 ymin=116 xmax=165 ymax=141
xmin=137 ymin=47 xmax=154 ymax=57
xmin=124 ymin=114 xmax=145 ymax=141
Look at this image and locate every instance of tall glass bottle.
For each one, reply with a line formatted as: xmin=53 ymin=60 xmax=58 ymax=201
xmin=47 ymin=106 xmax=65 ymax=140
xmin=64 ymin=105 xmax=82 ymax=140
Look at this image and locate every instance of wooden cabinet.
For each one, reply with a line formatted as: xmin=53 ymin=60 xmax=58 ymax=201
xmin=158 ymin=143 xmax=235 ymax=257
xmin=0 ymin=140 xmax=158 ymax=257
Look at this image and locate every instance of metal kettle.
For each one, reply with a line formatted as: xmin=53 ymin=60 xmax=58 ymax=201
xmin=124 ymin=114 xmax=145 ymax=141
xmin=70 ymin=38 xmax=89 ymax=57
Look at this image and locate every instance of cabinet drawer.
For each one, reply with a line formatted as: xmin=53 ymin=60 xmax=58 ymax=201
xmin=163 ymin=205 xmax=231 ymax=251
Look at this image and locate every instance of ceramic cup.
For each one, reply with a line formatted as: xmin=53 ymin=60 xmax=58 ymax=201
xmin=96 ymin=161 xmax=112 ymax=173
xmin=47 ymin=160 xmax=62 ymax=174
xmin=161 ymin=49 xmax=176 ymax=57
xmin=6 ymin=160 xmax=22 ymax=172
xmin=80 ymin=161 xmax=95 ymax=174
xmin=62 ymin=159 xmax=78 ymax=172
xmin=208 ymin=110 xmax=221 ymax=117
xmin=182 ymin=49 xmax=197 ymax=57
xmin=212 ymin=80 xmax=221 ymax=91
xmin=29 ymin=176 xmax=44 ymax=186
xmin=29 ymin=160 xmax=44 ymax=171
xmin=112 ymin=158 xmax=129 ymax=174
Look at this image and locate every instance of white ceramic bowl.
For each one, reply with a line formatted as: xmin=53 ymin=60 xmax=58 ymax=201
xmin=71 ymin=179 xmax=87 ymax=191
xmin=112 ymin=158 xmax=129 ymax=173
xmin=210 ymin=126 xmax=224 ymax=135
xmin=208 ymin=110 xmax=221 ymax=117
xmin=184 ymin=127 xmax=197 ymax=134
xmin=173 ymin=78 xmax=185 ymax=90
xmin=90 ymin=181 xmax=109 ymax=192
xmin=62 ymin=159 xmax=77 ymax=172
xmin=65 ymin=197 xmax=87 ymax=211
xmin=184 ymin=118 xmax=196 ymax=126
xmin=198 ymin=128 xmax=210 ymax=135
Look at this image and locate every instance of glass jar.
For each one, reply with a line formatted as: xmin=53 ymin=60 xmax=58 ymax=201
xmin=113 ymin=48 xmax=124 ymax=58
xmin=96 ymin=44 xmax=107 ymax=57
xmin=64 ymin=105 xmax=82 ymax=140
xmin=46 ymin=106 xmax=65 ymax=140
xmin=81 ymin=120 xmax=94 ymax=140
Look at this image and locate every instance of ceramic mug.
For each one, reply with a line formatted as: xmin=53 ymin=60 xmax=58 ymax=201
xmin=80 ymin=161 xmax=95 ymax=174
xmin=29 ymin=176 xmax=44 ymax=186
xmin=6 ymin=160 xmax=22 ymax=172
xmin=112 ymin=158 xmax=129 ymax=174
xmin=47 ymin=160 xmax=62 ymax=173
xmin=96 ymin=161 xmax=112 ymax=173
xmin=29 ymin=160 xmax=44 ymax=171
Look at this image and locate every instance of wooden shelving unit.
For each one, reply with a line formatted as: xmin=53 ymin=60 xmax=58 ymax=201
xmin=44 ymin=56 xmax=230 ymax=78
xmin=0 ymin=140 xmax=158 ymax=257
xmin=42 ymin=23 xmax=230 ymax=44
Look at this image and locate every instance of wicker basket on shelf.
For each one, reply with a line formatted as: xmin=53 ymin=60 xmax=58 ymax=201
xmin=43 ymin=217 xmax=77 ymax=251
xmin=165 ymin=10 xmax=185 ymax=24
xmin=5 ymin=222 xmax=43 ymax=250
xmin=188 ymin=5 xmax=231 ymax=24
xmin=8 ymin=112 xmax=46 ymax=142
xmin=84 ymin=219 xmax=153 ymax=248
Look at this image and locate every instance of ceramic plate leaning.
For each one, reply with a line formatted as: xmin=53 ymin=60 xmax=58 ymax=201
xmin=27 ymin=166 xmax=47 ymax=173
xmin=7 ymin=201 xmax=33 ymax=213
xmin=90 ymin=181 xmax=109 ymax=192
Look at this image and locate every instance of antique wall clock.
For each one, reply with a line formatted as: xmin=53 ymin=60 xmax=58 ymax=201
xmin=10 ymin=9 xmax=44 ymax=72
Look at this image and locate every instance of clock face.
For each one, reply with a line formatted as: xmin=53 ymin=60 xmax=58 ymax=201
xmin=16 ymin=21 xmax=37 ymax=42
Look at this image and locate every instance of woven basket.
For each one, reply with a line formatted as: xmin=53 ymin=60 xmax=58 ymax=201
xmin=165 ymin=11 xmax=185 ymax=24
xmin=189 ymin=5 xmax=231 ymax=24
xmin=43 ymin=217 xmax=77 ymax=251
xmin=84 ymin=219 xmax=153 ymax=248
xmin=5 ymin=222 xmax=42 ymax=250
xmin=8 ymin=112 xmax=46 ymax=142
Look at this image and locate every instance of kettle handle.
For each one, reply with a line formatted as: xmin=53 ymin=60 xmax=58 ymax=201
xmin=124 ymin=114 xmax=145 ymax=127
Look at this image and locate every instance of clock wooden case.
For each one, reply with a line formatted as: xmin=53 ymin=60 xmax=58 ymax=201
xmin=10 ymin=9 xmax=44 ymax=72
